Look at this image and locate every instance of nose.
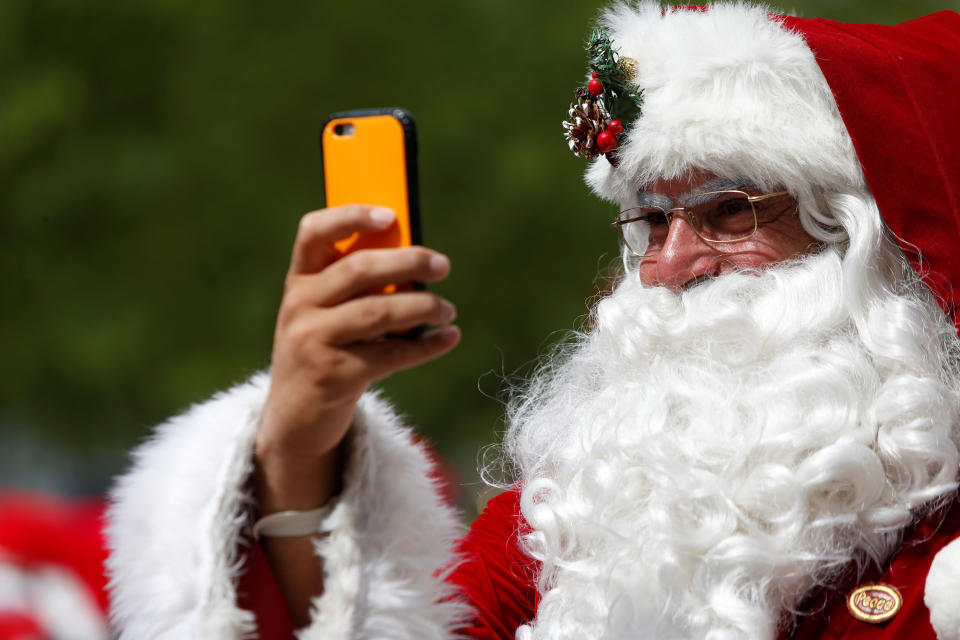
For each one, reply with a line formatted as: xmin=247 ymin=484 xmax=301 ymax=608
xmin=639 ymin=214 xmax=720 ymax=290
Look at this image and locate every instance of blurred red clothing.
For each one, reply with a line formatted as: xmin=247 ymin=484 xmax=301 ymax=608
xmin=0 ymin=492 xmax=109 ymax=640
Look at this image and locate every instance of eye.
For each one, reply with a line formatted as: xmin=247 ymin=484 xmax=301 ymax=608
xmin=641 ymin=209 xmax=669 ymax=227
xmin=617 ymin=208 xmax=668 ymax=227
xmin=715 ymin=198 xmax=750 ymax=217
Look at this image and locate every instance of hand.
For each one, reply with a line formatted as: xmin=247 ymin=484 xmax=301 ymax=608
xmin=256 ymin=204 xmax=459 ymax=511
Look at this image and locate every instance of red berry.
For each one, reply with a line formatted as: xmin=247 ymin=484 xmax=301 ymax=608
xmin=588 ymin=77 xmax=604 ymax=95
xmin=607 ymin=119 xmax=624 ymax=136
xmin=596 ymin=131 xmax=618 ymax=153
xmin=592 ymin=71 xmax=597 ymax=79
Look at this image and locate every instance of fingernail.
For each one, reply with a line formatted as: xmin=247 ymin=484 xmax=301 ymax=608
xmin=429 ymin=254 xmax=450 ymax=276
xmin=440 ymin=299 xmax=457 ymax=323
xmin=370 ymin=207 xmax=396 ymax=227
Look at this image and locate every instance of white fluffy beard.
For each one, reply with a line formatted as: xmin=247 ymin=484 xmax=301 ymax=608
xmin=504 ymin=247 xmax=960 ymax=640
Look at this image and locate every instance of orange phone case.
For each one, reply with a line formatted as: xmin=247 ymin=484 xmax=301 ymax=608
xmin=321 ymin=109 xmax=420 ymax=258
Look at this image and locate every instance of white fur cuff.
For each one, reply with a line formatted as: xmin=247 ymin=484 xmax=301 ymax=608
xmin=106 ymin=373 xmax=468 ymax=639
xmin=306 ymin=392 xmax=469 ymax=640
xmin=926 ymin=537 xmax=960 ymax=640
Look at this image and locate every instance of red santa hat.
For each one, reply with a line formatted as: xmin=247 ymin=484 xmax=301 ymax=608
xmin=573 ymin=4 xmax=960 ymax=326
xmin=784 ymin=11 xmax=960 ymax=324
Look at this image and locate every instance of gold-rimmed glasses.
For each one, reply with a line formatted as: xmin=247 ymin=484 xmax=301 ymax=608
xmin=612 ymin=190 xmax=792 ymax=257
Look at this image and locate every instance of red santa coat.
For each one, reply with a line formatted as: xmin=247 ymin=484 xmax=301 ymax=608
xmin=239 ymin=489 xmax=960 ymax=639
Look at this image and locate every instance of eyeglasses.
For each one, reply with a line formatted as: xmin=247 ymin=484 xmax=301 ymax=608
xmin=612 ymin=189 xmax=792 ymax=258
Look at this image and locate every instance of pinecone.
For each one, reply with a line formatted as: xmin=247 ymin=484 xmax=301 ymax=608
xmin=563 ymin=87 xmax=609 ymax=159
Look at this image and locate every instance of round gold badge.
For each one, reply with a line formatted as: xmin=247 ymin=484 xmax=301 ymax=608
xmin=847 ymin=584 xmax=903 ymax=624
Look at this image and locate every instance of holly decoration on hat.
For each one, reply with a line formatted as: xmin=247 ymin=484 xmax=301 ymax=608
xmin=586 ymin=29 xmax=643 ymax=123
xmin=563 ymin=86 xmax=611 ymax=159
xmin=596 ymin=130 xmax=617 ymax=153
xmin=588 ymin=72 xmax=604 ymax=96
xmin=562 ymin=28 xmax=644 ymax=165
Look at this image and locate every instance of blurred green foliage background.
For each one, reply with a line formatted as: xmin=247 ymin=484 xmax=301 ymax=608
xmin=2 ymin=0 xmax=955 ymax=514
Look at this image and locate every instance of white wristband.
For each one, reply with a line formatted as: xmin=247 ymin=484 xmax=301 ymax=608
xmin=253 ymin=505 xmax=333 ymax=539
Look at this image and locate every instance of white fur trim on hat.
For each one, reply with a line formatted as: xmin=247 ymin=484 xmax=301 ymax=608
xmin=106 ymin=373 xmax=467 ymax=639
xmin=585 ymin=2 xmax=865 ymax=205
xmin=926 ymin=536 xmax=960 ymax=640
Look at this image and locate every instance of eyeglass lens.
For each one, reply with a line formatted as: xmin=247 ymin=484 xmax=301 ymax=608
xmin=618 ymin=191 xmax=759 ymax=255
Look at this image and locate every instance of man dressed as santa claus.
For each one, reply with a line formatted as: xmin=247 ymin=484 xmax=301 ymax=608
xmin=106 ymin=3 xmax=960 ymax=639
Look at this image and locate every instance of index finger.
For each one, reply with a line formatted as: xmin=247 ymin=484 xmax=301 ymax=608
xmin=289 ymin=204 xmax=396 ymax=275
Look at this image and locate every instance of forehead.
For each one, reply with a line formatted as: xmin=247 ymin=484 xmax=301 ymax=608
xmin=637 ymin=170 xmax=759 ymax=206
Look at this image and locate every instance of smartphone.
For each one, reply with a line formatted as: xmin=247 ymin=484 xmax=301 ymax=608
xmin=320 ymin=108 xmax=422 ymax=295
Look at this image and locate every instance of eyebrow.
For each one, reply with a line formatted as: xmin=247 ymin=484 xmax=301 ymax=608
xmin=635 ymin=177 xmax=759 ymax=208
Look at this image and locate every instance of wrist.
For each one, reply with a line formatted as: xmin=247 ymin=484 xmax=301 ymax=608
xmin=254 ymin=440 xmax=342 ymax=516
